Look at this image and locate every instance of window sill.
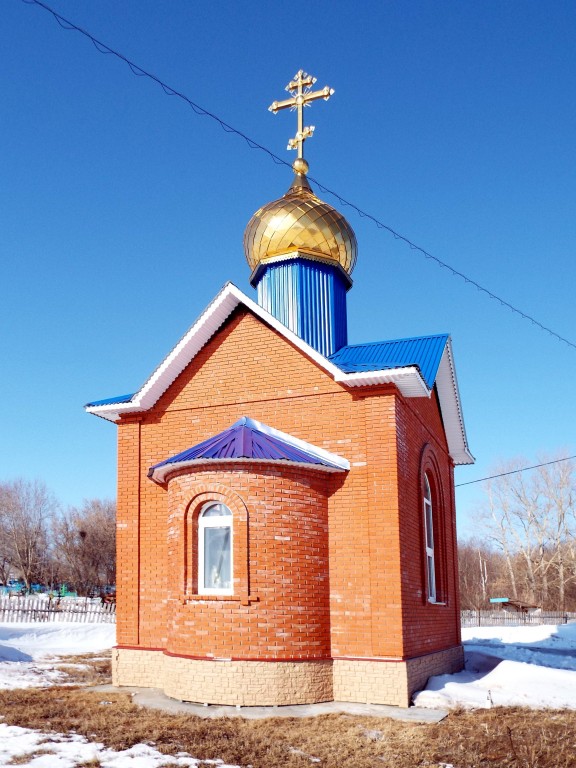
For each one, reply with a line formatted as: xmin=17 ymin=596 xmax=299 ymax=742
xmin=428 ymin=599 xmax=447 ymax=606
xmin=181 ymin=593 xmax=259 ymax=605
xmin=185 ymin=594 xmax=238 ymax=602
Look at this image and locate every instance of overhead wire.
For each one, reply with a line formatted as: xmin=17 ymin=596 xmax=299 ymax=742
xmin=455 ymin=455 xmax=576 ymax=487
xmin=19 ymin=0 xmax=576 ymax=352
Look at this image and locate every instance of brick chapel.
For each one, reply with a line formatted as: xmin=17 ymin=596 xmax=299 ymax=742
xmin=86 ymin=71 xmax=474 ymax=708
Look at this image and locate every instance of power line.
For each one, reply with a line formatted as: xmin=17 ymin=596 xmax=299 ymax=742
xmin=455 ymin=455 xmax=576 ymax=487
xmin=20 ymin=0 xmax=576 ymax=352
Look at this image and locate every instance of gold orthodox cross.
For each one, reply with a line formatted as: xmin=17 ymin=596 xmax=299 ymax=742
xmin=269 ymin=70 xmax=334 ymax=169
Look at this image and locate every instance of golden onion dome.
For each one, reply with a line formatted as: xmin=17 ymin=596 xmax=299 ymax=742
xmin=243 ymin=171 xmax=358 ymax=276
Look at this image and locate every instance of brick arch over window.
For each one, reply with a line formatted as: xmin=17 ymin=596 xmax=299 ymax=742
xmin=419 ymin=445 xmax=448 ymax=605
xmin=166 ymin=480 xmax=250 ymax=604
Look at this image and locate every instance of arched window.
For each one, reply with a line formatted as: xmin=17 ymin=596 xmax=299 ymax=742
xmin=198 ymin=502 xmax=233 ymax=595
xmin=423 ymin=473 xmax=436 ymax=602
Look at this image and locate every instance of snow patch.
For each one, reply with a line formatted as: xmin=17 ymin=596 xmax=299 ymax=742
xmin=414 ymin=622 xmax=576 ymax=710
xmin=0 ymin=723 xmax=243 ymax=767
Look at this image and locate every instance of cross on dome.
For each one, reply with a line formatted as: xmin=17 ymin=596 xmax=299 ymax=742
xmin=268 ymin=70 xmax=334 ymax=174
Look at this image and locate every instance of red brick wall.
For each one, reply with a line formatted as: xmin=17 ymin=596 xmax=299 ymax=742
xmin=163 ymin=465 xmax=332 ymax=660
xmin=115 ymin=308 xmax=460 ymax=662
xmin=397 ymin=391 xmax=461 ymax=658
xmin=116 ymin=419 xmax=141 ymax=646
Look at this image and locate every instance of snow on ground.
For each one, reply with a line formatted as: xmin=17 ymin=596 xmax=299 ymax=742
xmin=0 ymin=622 xmax=116 ymax=660
xmin=0 ymin=724 xmax=241 ymax=767
xmin=0 ymin=622 xmax=116 ymax=690
xmin=414 ymin=621 xmax=576 ymax=710
xmin=0 ymin=622 xmax=241 ymax=767
xmin=0 ymin=621 xmax=575 ymax=765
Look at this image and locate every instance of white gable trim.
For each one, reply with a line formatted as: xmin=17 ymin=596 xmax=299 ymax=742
xmin=435 ymin=341 xmax=474 ymax=464
xmin=85 ymin=282 xmax=473 ymax=464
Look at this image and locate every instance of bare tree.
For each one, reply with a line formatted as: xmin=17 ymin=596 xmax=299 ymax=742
xmin=535 ymin=459 xmax=576 ymax=609
xmin=459 ymin=538 xmax=487 ymax=609
xmin=458 ymin=538 xmax=510 ymax=609
xmin=477 ymin=455 xmax=576 ymax=610
xmin=0 ymin=479 xmax=55 ymax=590
xmin=53 ymin=499 xmax=116 ymax=595
xmin=0 ymin=535 xmax=12 ymax=586
xmin=482 ymin=481 xmax=521 ymax=600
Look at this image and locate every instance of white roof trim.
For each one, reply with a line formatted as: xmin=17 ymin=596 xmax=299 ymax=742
xmin=435 ymin=341 xmax=474 ymax=465
xmin=333 ymin=366 xmax=429 ymax=396
xmin=85 ymin=282 xmax=472 ymax=465
xmin=150 ymin=457 xmax=347 ymax=485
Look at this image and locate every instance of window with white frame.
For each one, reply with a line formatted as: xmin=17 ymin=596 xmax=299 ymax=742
xmin=423 ymin=473 xmax=436 ymax=602
xmin=198 ymin=502 xmax=233 ymax=595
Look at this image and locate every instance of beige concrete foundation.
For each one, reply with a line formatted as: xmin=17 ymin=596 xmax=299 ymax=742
xmin=334 ymin=646 xmax=464 ymax=707
xmin=113 ymin=648 xmax=333 ymax=706
xmin=406 ymin=645 xmax=464 ymax=701
xmin=113 ymin=645 xmax=463 ymax=708
xmin=163 ymin=655 xmax=333 ymax=706
xmin=112 ymin=648 xmax=164 ymax=689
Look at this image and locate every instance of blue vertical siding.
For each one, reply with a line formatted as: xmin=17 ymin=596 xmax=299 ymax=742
xmin=256 ymin=258 xmax=348 ymax=357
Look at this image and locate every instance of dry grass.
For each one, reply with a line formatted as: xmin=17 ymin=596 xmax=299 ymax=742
xmin=5 ymin=754 xmax=49 ymax=765
xmin=0 ymin=656 xmax=574 ymax=768
xmin=0 ymin=687 xmax=575 ymax=768
xmin=50 ymin=651 xmax=112 ymax=686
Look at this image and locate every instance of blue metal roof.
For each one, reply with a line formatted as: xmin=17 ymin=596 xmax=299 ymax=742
xmin=148 ymin=417 xmax=348 ymax=483
xmin=328 ymin=334 xmax=449 ymax=389
xmin=84 ymin=393 xmax=136 ymax=407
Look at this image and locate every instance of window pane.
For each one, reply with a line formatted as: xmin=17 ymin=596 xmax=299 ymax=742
xmin=427 ymin=555 xmax=436 ymax=600
xmin=203 ymin=527 xmax=231 ymax=589
xmin=202 ymin=503 xmax=228 ymax=518
xmin=424 ymin=475 xmax=432 ymax=503
xmin=425 ymin=503 xmax=434 ymax=549
xmin=424 ymin=472 xmax=436 ymax=601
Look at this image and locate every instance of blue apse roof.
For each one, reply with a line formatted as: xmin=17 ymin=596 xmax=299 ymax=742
xmin=328 ymin=333 xmax=449 ymax=389
xmin=148 ymin=417 xmax=349 ymax=483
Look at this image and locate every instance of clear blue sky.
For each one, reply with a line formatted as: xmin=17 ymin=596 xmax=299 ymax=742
xmin=2 ymin=0 xmax=575 ymax=537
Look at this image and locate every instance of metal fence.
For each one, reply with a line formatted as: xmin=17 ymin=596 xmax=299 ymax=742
xmin=0 ymin=595 xmax=116 ymax=624
xmin=461 ymin=610 xmax=576 ymax=628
